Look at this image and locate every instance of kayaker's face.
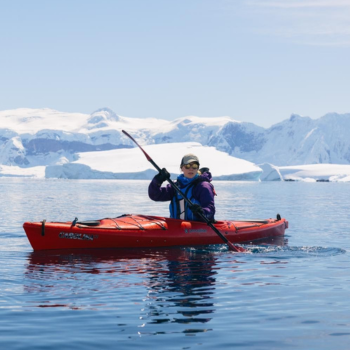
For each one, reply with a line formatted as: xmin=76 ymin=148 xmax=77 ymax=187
xmin=181 ymin=162 xmax=199 ymax=179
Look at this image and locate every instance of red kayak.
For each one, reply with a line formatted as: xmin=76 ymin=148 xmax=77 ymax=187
xmin=23 ymin=214 xmax=288 ymax=251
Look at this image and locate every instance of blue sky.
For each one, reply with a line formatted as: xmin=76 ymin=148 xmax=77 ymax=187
xmin=1 ymin=0 xmax=349 ymax=127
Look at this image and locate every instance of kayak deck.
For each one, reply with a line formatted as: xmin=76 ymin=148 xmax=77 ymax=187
xmin=23 ymin=214 xmax=288 ymax=251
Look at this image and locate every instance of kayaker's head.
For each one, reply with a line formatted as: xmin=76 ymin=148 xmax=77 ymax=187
xmin=180 ymin=154 xmax=200 ymax=179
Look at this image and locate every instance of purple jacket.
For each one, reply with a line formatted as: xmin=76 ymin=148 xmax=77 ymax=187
xmin=148 ymin=172 xmax=216 ymax=221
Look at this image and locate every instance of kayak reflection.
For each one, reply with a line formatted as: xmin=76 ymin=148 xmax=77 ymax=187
xmin=25 ymin=247 xmax=219 ymax=328
xmin=24 ymin=238 xmax=287 ymax=331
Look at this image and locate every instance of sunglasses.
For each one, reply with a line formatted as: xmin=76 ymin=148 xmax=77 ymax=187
xmin=183 ymin=163 xmax=199 ymax=170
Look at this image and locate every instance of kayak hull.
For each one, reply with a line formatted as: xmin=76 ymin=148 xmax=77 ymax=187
xmin=23 ymin=214 xmax=288 ymax=251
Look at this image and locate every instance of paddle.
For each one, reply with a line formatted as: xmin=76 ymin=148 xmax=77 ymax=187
xmin=122 ymin=130 xmax=246 ymax=253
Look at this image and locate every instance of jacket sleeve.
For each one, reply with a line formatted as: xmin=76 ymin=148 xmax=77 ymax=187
xmin=148 ymin=177 xmax=175 ymax=202
xmin=194 ymin=182 xmax=216 ymax=221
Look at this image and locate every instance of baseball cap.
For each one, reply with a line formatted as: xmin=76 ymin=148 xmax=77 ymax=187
xmin=180 ymin=154 xmax=200 ymax=166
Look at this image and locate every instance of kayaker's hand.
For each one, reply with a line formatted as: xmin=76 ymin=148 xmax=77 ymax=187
xmin=190 ymin=204 xmax=204 ymax=217
xmin=154 ymin=168 xmax=170 ymax=185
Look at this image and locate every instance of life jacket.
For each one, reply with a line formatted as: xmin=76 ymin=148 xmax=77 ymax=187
xmin=169 ymin=178 xmax=201 ymax=220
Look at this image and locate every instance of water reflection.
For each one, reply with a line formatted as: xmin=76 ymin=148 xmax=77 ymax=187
xmin=142 ymin=251 xmax=217 ymax=330
xmin=25 ymin=247 xmax=218 ymax=333
xmin=24 ymin=237 xmax=288 ymax=335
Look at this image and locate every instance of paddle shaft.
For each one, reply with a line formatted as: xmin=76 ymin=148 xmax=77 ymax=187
xmin=122 ymin=130 xmax=245 ymax=252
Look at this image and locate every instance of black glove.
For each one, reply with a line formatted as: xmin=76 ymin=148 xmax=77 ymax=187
xmin=154 ymin=168 xmax=170 ymax=185
xmin=190 ymin=204 xmax=204 ymax=217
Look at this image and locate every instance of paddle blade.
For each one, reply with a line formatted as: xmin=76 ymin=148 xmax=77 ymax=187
xmin=122 ymin=130 xmax=152 ymax=161
xmin=228 ymin=242 xmax=247 ymax=253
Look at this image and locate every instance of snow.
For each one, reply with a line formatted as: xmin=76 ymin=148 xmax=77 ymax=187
xmin=1 ymin=142 xmax=350 ymax=182
xmin=278 ymin=164 xmax=350 ymax=182
xmin=0 ymin=107 xmax=170 ymax=136
xmin=0 ymin=165 xmax=45 ymax=178
xmin=0 ymin=108 xmax=89 ymax=134
xmin=258 ymin=163 xmax=350 ymax=182
xmin=45 ymin=142 xmax=263 ymax=180
xmin=1 ymin=107 xmax=350 ymax=182
xmin=258 ymin=163 xmax=283 ymax=181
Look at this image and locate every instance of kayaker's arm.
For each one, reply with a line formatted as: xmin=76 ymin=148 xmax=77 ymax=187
xmin=148 ymin=177 xmax=175 ymax=202
xmin=193 ymin=182 xmax=215 ymax=221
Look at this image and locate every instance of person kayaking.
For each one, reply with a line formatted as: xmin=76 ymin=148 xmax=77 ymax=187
xmin=148 ymin=154 xmax=216 ymax=222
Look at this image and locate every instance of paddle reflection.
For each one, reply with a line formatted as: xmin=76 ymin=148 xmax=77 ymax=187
xmin=142 ymin=251 xmax=217 ymax=328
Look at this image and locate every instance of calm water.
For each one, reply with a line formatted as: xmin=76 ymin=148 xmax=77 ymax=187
xmin=0 ymin=178 xmax=349 ymax=349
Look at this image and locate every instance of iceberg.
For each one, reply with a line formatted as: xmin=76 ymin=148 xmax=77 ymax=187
xmin=0 ymin=165 xmax=45 ymax=178
xmin=45 ymin=142 xmax=263 ymax=180
xmin=2 ymin=142 xmax=350 ymax=182
xmin=258 ymin=163 xmax=283 ymax=181
xmin=278 ymin=164 xmax=350 ymax=182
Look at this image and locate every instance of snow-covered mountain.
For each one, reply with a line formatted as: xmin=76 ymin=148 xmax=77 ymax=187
xmin=1 ymin=107 xmax=350 ymax=172
xmin=241 ymin=113 xmax=350 ymax=165
xmin=155 ymin=112 xmax=350 ymax=166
